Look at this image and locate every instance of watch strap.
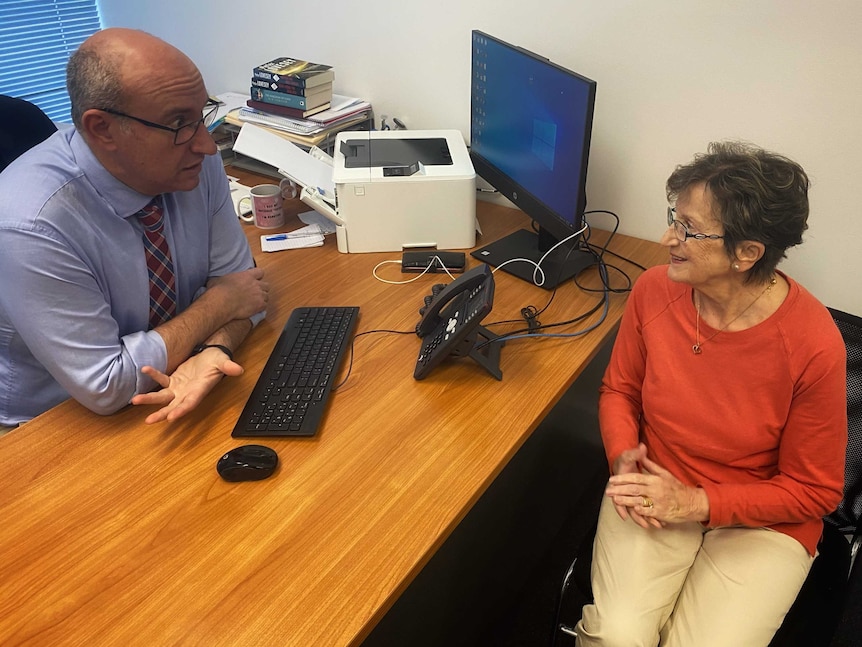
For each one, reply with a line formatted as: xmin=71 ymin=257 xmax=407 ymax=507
xmin=192 ymin=343 xmax=234 ymax=361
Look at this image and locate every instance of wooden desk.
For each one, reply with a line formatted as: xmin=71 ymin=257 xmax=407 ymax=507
xmin=0 ymin=179 xmax=665 ymax=646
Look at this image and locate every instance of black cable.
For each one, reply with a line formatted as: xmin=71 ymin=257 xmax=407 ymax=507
xmin=587 ymin=243 xmax=648 ymax=273
xmin=477 ymin=209 xmax=645 ymax=348
xmin=332 ymin=328 xmax=414 ymax=391
xmin=335 ymin=209 xmax=647 ymax=384
xmin=521 ymin=305 xmax=542 ymax=331
xmin=481 ymin=290 xmax=606 ymax=346
xmin=582 ymin=209 xmax=648 ymax=273
xmin=574 ymin=262 xmax=633 ymax=294
xmin=493 ymin=218 xmax=597 ymax=328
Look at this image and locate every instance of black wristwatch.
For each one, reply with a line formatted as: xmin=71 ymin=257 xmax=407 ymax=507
xmin=192 ymin=343 xmax=234 ymax=361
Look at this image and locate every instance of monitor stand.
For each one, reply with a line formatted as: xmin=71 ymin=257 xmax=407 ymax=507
xmin=470 ymin=228 xmax=595 ymax=290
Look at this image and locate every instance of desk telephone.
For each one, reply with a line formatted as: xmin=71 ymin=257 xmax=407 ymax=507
xmin=413 ymin=264 xmax=505 ymax=380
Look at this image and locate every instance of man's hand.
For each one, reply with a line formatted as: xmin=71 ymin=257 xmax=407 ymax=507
xmin=206 ymin=267 xmax=269 ymax=321
xmin=131 ymin=347 xmax=243 ymax=424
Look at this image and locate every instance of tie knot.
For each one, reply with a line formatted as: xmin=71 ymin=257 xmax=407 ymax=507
xmin=136 ymin=198 xmax=163 ymax=229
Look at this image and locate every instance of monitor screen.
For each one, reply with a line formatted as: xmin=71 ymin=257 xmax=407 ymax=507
xmin=469 ymin=30 xmax=597 ymax=289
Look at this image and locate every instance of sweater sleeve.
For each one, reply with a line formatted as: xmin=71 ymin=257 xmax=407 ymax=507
xmin=598 ymin=269 xmax=655 ymax=471
xmin=701 ymin=330 xmax=847 ymax=530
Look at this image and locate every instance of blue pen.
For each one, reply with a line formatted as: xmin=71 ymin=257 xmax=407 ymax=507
xmin=265 ymin=234 xmax=288 ymax=241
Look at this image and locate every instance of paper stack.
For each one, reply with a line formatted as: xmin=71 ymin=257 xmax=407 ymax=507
xmin=260 ymin=223 xmax=325 ymax=252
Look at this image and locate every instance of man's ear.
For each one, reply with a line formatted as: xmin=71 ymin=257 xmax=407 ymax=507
xmin=80 ymin=109 xmax=120 ymax=151
xmin=733 ymin=240 xmax=766 ymax=272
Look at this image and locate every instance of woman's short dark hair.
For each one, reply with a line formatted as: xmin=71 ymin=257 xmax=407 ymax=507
xmin=666 ymin=141 xmax=810 ymax=284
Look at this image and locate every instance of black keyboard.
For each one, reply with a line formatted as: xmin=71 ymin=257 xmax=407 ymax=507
xmin=232 ymin=306 xmax=359 ymax=438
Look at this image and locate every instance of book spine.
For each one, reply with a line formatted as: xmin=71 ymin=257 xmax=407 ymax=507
xmin=252 ymin=70 xmax=307 ymax=88
xmin=250 ymin=87 xmax=306 ymax=109
xmin=250 ymin=78 xmax=331 ymax=98
xmin=246 ymin=99 xmax=311 ymax=119
xmin=251 ymin=78 xmax=304 ymax=94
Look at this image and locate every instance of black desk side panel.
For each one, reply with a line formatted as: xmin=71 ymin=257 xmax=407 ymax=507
xmin=361 ymin=332 xmax=615 ymax=647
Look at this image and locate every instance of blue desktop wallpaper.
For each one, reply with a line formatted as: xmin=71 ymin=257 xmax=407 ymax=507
xmin=471 ymin=33 xmax=593 ymax=226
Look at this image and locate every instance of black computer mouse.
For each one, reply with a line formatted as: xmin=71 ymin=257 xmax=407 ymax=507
xmin=216 ymin=444 xmax=278 ymax=482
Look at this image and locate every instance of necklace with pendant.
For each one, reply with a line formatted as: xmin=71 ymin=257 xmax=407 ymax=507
xmin=692 ymin=275 xmax=776 ymax=354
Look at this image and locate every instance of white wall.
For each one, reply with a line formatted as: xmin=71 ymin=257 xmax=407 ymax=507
xmin=99 ymin=0 xmax=862 ymax=314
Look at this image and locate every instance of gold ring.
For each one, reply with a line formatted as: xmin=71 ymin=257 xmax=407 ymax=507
xmin=641 ymin=496 xmax=654 ymax=509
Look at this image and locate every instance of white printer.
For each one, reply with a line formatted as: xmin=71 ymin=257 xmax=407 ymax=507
xmin=232 ymin=125 xmax=477 ymax=253
xmin=299 ymin=129 xmax=476 ymax=253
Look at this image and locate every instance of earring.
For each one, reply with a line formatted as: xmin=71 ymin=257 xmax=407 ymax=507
xmin=733 ymin=263 xmax=740 ymax=271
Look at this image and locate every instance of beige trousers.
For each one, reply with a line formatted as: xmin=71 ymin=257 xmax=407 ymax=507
xmin=576 ymin=496 xmax=813 ymax=647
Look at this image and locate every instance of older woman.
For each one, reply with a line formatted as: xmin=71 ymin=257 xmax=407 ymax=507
xmin=576 ymin=142 xmax=846 ymax=647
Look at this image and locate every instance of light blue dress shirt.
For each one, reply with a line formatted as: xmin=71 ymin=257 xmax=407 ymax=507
xmin=0 ymin=128 xmax=260 ymax=424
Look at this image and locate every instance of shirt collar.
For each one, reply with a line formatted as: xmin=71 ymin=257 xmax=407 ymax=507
xmin=69 ymin=129 xmax=155 ymax=218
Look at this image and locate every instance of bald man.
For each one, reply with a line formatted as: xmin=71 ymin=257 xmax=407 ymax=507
xmin=0 ymin=29 xmax=268 ymax=431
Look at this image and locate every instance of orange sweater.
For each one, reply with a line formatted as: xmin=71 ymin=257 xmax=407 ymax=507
xmin=599 ymin=266 xmax=846 ymax=555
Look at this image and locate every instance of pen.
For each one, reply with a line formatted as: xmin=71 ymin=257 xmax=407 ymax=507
xmin=265 ymin=234 xmax=289 ymax=241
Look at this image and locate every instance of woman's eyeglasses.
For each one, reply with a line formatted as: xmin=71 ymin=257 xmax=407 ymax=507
xmin=667 ymin=207 xmax=725 ymax=242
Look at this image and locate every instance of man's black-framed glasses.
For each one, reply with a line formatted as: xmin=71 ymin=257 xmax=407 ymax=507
xmin=667 ymin=207 xmax=725 ymax=242
xmin=100 ymin=99 xmax=220 ymax=145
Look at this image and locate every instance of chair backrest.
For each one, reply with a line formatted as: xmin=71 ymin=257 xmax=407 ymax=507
xmin=826 ymin=307 xmax=862 ymax=534
xmin=0 ymin=95 xmax=58 ymax=172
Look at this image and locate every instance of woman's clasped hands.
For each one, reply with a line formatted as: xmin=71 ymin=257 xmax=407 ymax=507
xmin=606 ymin=443 xmax=711 ymax=529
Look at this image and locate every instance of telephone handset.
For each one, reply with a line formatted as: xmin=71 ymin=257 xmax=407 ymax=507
xmin=414 ymin=264 xmax=504 ymax=380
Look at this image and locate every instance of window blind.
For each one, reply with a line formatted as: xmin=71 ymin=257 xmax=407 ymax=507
xmin=0 ymin=0 xmax=102 ymax=123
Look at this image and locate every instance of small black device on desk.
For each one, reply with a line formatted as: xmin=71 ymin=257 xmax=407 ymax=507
xmin=401 ymin=250 xmax=466 ymax=273
xmin=232 ymin=306 xmax=359 ymax=438
xmin=217 ymin=445 xmax=279 ymax=482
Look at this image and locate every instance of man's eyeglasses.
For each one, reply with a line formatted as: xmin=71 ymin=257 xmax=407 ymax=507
xmin=99 ymin=99 xmax=220 ymax=145
xmin=667 ymin=207 xmax=725 ymax=242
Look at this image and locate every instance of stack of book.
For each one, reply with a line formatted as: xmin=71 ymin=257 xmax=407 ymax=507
xmin=225 ymin=94 xmax=373 ymax=150
xmin=249 ymin=56 xmax=335 ymax=119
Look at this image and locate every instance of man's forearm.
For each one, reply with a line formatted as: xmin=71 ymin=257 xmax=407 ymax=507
xmin=156 ymin=291 xmax=255 ymax=372
xmin=201 ymin=318 xmax=254 ymax=357
xmin=154 ymin=266 xmax=267 ymax=372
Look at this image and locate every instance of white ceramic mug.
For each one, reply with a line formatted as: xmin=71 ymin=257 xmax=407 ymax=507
xmin=237 ymin=179 xmax=298 ymax=229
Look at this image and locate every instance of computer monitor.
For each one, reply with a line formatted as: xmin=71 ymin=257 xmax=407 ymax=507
xmin=469 ymin=30 xmax=597 ymax=289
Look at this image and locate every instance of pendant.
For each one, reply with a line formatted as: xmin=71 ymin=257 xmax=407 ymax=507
xmin=692 ymin=344 xmax=702 ymax=354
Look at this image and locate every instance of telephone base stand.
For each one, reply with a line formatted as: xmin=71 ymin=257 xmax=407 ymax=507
xmin=469 ymin=325 xmax=505 ymax=380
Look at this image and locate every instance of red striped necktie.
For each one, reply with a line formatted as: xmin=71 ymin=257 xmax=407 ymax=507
xmin=135 ymin=197 xmax=177 ymax=329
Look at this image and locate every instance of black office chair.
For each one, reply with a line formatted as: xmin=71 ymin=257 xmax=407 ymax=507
xmin=770 ymin=307 xmax=862 ymax=647
xmin=0 ymin=94 xmax=57 ymax=172
xmin=829 ymin=528 xmax=862 ymax=646
xmin=552 ymin=306 xmax=862 ymax=647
